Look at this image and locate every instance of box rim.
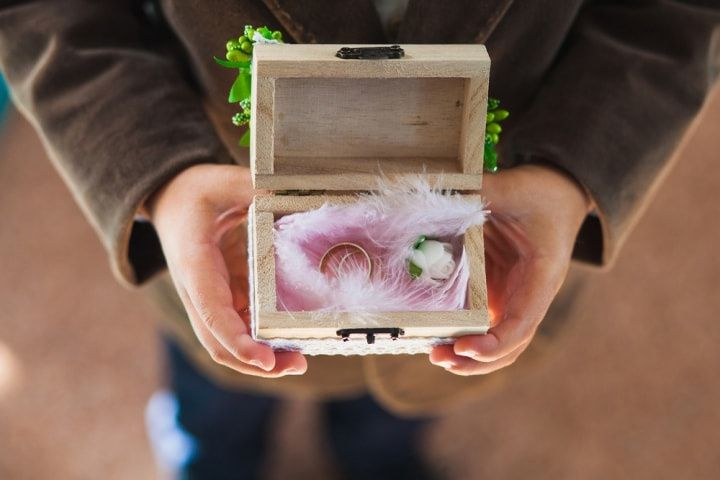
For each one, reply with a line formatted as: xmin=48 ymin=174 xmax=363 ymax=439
xmin=250 ymin=44 xmax=490 ymax=191
xmin=248 ymin=194 xmax=490 ymax=343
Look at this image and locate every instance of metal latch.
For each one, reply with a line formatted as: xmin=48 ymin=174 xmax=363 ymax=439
xmin=336 ymin=45 xmax=405 ymax=60
xmin=337 ymin=328 xmax=405 ymax=344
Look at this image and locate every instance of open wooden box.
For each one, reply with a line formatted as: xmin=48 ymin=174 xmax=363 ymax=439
xmin=248 ymin=44 xmax=492 ymax=355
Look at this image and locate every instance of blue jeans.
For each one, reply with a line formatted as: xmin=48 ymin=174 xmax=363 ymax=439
xmin=147 ymin=338 xmax=436 ymax=480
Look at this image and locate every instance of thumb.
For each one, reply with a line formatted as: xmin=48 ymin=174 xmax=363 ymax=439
xmin=454 ymin=255 xmax=566 ymax=362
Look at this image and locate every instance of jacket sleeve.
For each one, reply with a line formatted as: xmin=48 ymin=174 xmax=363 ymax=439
xmin=505 ymin=0 xmax=720 ymax=265
xmin=0 ymin=0 xmax=231 ymax=285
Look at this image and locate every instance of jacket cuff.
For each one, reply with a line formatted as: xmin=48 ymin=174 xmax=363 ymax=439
xmin=495 ymin=2 xmax=719 ymax=267
xmin=109 ymin=147 xmax=233 ymax=287
xmin=503 ymin=154 xmax=605 ymax=266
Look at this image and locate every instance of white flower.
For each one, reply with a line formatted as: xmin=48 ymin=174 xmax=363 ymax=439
xmin=252 ymin=31 xmax=282 ymax=45
xmin=409 ymin=240 xmax=455 ymax=281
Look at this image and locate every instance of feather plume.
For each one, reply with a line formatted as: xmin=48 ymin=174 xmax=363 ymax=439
xmin=273 ymin=176 xmax=487 ymax=317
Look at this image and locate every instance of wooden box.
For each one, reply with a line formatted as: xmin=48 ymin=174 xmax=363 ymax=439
xmin=248 ymin=44 xmax=491 ymax=355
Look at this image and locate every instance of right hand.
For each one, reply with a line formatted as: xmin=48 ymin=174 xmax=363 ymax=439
xmin=430 ymin=164 xmax=591 ymax=375
xmin=148 ymin=164 xmax=307 ymax=377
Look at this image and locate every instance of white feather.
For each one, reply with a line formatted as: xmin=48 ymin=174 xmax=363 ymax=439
xmin=273 ymin=176 xmax=487 ymax=317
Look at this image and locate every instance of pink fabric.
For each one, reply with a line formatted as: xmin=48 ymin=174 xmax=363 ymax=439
xmin=271 ymin=179 xmax=487 ymax=314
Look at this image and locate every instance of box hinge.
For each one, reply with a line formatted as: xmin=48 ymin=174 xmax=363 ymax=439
xmin=337 ymin=328 xmax=405 ymax=344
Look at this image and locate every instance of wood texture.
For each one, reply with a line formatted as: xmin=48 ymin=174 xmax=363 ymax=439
xmin=251 ymin=75 xmax=275 ymax=177
xmin=257 ymin=311 xmax=489 ymax=339
xmin=271 ymin=155 xmax=460 ymax=175
xmin=255 ymin=172 xmax=482 ymax=191
xmin=273 ymin=77 xmax=463 ymax=159
xmin=251 ymin=44 xmax=490 ymax=191
xmin=464 ymin=225 xmax=489 ymax=317
xmin=248 ymin=45 xmax=491 ymax=341
xmin=253 ymin=193 xmax=484 ymax=213
xmin=254 ymin=44 xmax=490 ymax=78
xmin=249 ymin=194 xmax=490 ymax=340
xmin=253 ymin=194 xmax=356 ymax=213
xmin=249 ymin=204 xmax=277 ymax=312
xmin=459 ymin=77 xmax=489 ymax=175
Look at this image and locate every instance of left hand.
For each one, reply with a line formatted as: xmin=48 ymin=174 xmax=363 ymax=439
xmin=148 ymin=164 xmax=308 ymax=377
xmin=429 ymin=164 xmax=591 ymax=375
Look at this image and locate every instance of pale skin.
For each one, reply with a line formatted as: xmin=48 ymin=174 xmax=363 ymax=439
xmin=148 ymin=163 xmax=591 ymax=378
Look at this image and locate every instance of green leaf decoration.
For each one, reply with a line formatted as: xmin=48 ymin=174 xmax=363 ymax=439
xmin=257 ymin=26 xmax=273 ymax=40
xmin=216 ymin=30 xmax=510 ymax=165
xmin=484 ymin=141 xmax=498 ymax=172
xmin=493 ymin=109 xmax=509 ymax=121
xmin=229 ymin=73 xmax=251 ymax=103
xmin=484 ymin=98 xmax=509 ymax=172
xmin=239 ymin=129 xmax=251 ymax=147
xmin=215 ymin=25 xmax=284 ymax=149
xmin=408 ymin=261 xmax=423 ymax=279
xmin=213 ymin=56 xmax=251 ymax=69
xmin=412 ymin=235 xmax=427 ymax=249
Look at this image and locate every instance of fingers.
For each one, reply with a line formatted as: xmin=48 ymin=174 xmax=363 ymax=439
xmin=426 ymin=165 xmax=584 ymax=377
xmin=181 ymin=288 xmax=307 ymax=377
xmin=150 ymin=165 xmax=307 ymax=377
xmin=270 ymin=351 xmax=309 ymax=376
xmin=430 ymin=340 xmax=528 ymax=376
xmin=178 ymin=213 xmax=308 ymax=377
xmin=180 ymin=242 xmax=277 ymax=371
xmin=459 ymin=255 xmax=565 ymax=363
xmin=432 ymin=255 xmax=565 ymax=376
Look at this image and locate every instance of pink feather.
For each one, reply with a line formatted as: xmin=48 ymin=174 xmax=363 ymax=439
xmin=273 ymin=176 xmax=487 ymax=316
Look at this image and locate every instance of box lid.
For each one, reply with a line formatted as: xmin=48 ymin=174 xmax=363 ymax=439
xmin=251 ymin=44 xmax=490 ymax=191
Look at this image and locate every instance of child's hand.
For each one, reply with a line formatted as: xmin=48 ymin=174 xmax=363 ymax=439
xmin=430 ymin=164 xmax=591 ymax=375
xmin=148 ymin=164 xmax=307 ymax=377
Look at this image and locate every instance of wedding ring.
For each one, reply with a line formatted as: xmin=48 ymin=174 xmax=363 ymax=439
xmin=318 ymin=242 xmax=373 ymax=280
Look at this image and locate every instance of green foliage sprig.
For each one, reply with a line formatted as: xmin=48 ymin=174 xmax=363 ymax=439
xmin=484 ymin=98 xmax=509 ymax=172
xmin=214 ymin=25 xmax=284 ymax=146
xmin=216 ymin=30 xmax=507 ymax=171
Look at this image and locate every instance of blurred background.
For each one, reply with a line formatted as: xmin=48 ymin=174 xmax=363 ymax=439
xmin=0 ymin=78 xmax=719 ymax=479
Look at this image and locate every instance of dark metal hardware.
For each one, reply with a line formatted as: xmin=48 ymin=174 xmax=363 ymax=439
xmin=275 ymin=189 xmax=325 ymax=196
xmin=337 ymin=327 xmax=405 ymax=344
xmin=336 ymin=45 xmax=405 ymax=60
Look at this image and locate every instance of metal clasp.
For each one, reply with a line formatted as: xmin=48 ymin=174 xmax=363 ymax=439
xmin=336 ymin=45 xmax=405 ymax=60
xmin=337 ymin=328 xmax=405 ymax=344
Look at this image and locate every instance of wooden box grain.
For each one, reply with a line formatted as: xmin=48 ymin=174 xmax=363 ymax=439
xmin=248 ymin=44 xmax=491 ymax=354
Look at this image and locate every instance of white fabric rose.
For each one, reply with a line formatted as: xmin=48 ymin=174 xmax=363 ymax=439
xmin=409 ymin=239 xmax=455 ymax=281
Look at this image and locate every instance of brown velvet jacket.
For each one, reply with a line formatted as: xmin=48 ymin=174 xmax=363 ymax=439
xmin=0 ymin=0 xmax=718 ymax=414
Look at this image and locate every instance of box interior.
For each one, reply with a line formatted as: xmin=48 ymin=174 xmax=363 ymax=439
xmin=250 ymin=195 xmax=490 ymax=339
xmin=271 ymin=208 xmax=469 ymax=312
xmin=271 ymin=77 xmax=466 ymax=176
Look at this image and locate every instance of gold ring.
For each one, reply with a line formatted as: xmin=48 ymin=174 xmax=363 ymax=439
xmin=318 ymin=242 xmax=373 ymax=280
